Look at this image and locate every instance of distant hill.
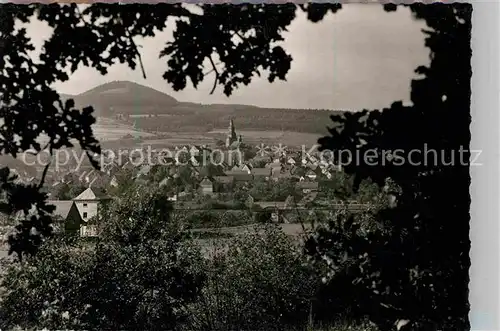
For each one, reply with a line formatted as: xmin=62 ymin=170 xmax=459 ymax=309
xmin=62 ymin=81 xmax=345 ymax=134
xmin=62 ymin=81 xmax=178 ymax=117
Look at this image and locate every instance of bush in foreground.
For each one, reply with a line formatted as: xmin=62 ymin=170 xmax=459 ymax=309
xmin=0 ymin=187 xmax=205 ymax=331
xmin=187 ymin=224 xmax=321 ymax=331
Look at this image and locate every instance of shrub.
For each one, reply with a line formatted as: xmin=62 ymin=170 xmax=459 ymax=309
xmin=187 ymin=224 xmax=321 ymax=331
xmin=0 ymin=187 xmax=205 ymax=331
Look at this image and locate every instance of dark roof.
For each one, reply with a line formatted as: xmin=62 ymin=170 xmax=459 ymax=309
xmin=73 ymin=187 xmax=109 ymax=200
xmin=47 ymin=200 xmax=74 ymax=219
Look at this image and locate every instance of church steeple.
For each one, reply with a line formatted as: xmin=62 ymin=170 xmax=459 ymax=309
xmin=226 ymin=118 xmax=238 ymax=148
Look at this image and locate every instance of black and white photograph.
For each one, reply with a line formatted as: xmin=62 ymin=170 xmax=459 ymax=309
xmin=0 ymin=2 xmax=475 ymax=331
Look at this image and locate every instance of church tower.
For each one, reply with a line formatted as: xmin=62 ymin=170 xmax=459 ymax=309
xmin=225 ymin=119 xmax=238 ymax=148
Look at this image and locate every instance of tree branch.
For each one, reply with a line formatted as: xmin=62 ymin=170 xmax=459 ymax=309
xmin=207 ymin=55 xmax=219 ymax=95
xmin=37 ymin=141 xmax=54 ymax=190
xmin=202 ymin=61 xmax=222 ymax=76
xmin=232 ymin=30 xmax=246 ymax=43
xmin=125 ymin=27 xmax=147 ymax=80
xmin=37 ymin=154 xmax=51 ymax=190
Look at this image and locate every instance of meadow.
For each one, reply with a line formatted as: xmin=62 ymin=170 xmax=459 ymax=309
xmin=94 ymin=118 xmax=322 ymax=150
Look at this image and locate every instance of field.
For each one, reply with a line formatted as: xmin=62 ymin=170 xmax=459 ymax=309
xmin=93 ymin=118 xmax=155 ymax=141
xmin=90 ymin=117 xmax=324 ymax=151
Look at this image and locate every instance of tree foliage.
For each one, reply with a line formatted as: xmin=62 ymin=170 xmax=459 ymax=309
xmin=307 ymin=4 xmax=472 ymax=330
xmin=0 ymin=186 xmax=204 ymax=330
xmin=189 ymin=224 xmax=320 ymax=331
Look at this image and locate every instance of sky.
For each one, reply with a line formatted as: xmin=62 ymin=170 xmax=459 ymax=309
xmin=25 ymin=4 xmax=429 ymax=110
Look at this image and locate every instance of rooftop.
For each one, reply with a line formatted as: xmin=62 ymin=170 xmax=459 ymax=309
xmin=73 ymin=187 xmax=109 ymax=201
xmin=47 ymin=200 xmax=75 ymax=219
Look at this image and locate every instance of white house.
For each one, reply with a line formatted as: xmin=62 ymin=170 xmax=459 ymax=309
xmin=110 ymin=176 xmax=119 ymax=187
xmin=240 ymin=164 xmax=252 ymax=173
xmin=73 ymin=187 xmax=111 ymax=237
xmin=200 ymin=177 xmax=214 ymax=195
xmin=190 ymin=145 xmax=200 ymax=156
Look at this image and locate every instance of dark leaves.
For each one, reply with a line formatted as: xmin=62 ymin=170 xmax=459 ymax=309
xmin=299 ymin=3 xmax=342 ymax=23
xmin=311 ymin=4 xmax=472 ymax=330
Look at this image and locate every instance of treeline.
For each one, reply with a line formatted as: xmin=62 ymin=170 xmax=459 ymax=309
xmin=112 ymin=107 xmax=343 ymax=134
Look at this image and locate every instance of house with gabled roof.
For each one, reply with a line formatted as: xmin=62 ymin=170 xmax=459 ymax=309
xmin=190 ymin=145 xmax=200 ymax=156
xmin=13 ymin=200 xmax=84 ymax=235
xmin=48 ymin=200 xmax=84 ymax=235
xmin=199 ymin=177 xmax=214 ymax=195
xmin=73 ymin=187 xmax=111 ymax=237
xmin=240 ymin=164 xmax=252 ymax=173
xmin=287 ymin=157 xmax=297 ymax=165
xmin=110 ymin=175 xmax=119 ymax=188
